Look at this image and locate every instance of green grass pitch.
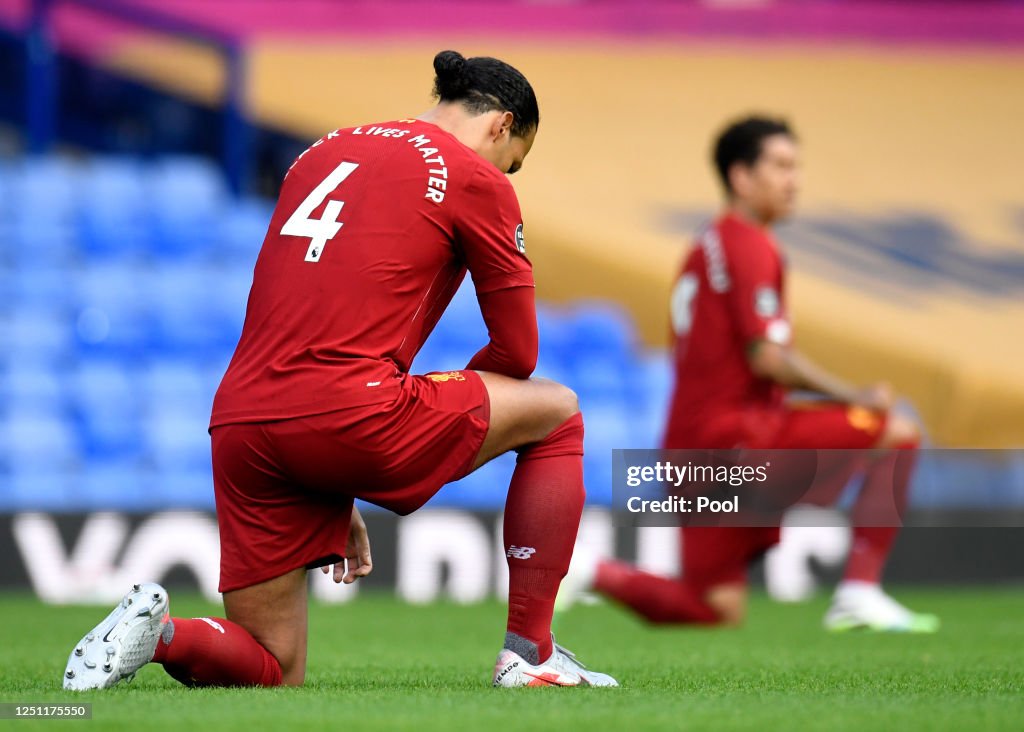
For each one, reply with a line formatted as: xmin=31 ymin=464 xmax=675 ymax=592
xmin=1 ymin=588 xmax=1022 ymax=731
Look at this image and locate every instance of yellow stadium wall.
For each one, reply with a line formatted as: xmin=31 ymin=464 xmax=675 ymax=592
xmin=106 ymin=39 xmax=1024 ymax=447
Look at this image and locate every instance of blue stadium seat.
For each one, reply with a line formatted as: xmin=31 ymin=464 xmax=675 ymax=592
xmin=81 ymin=158 xmax=148 ymax=209
xmin=1 ymin=409 xmax=80 ymax=470
xmin=139 ymin=361 xmax=217 ymax=415
xmin=142 ymin=409 xmax=214 ymax=472
xmin=72 ymin=365 xmax=143 ymax=459
xmin=566 ymin=302 xmax=637 ymax=358
xmin=144 ymin=263 xmax=240 ymax=356
xmin=218 ymin=199 xmax=272 ymax=263
xmin=8 ymin=157 xmax=81 ymax=224
xmin=582 ymin=403 xmax=634 ymax=453
xmin=531 ymin=350 xmax=570 ymax=388
xmin=79 ymin=461 xmax=149 ymax=510
xmin=569 ymin=355 xmax=631 ymax=408
xmin=76 ymin=158 xmax=151 ymax=260
xmin=583 ymin=453 xmax=613 ymax=505
xmin=0 ymin=361 xmax=66 ymax=413
xmin=78 ymin=217 xmax=154 ymax=261
xmin=5 ymin=308 xmax=75 ymax=359
xmin=9 ymin=263 xmax=76 ymax=310
xmin=151 ymin=156 xmax=227 ymax=205
xmin=0 ymin=267 xmax=13 ymax=308
xmin=434 ymin=452 xmax=516 ymax=509
xmin=149 ymin=157 xmax=228 ymax=260
xmin=7 ymin=216 xmax=80 ymax=265
xmin=152 ymin=469 xmax=215 ymax=510
xmin=7 ymin=470 xmax=76 ymax=511
xmin=196 ymin=263 xmax=251 ymax=340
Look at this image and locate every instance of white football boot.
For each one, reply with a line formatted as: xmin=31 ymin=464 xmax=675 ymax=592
xmin=548 ymin=642 xmax=618 ymax=687
xmin=492 ymin=639 xmax=619 ymax=688
xmin=824 ymin=582 xmax=939 ymax=633
xmin=492 ymin=648 xmax=581 ymax=687
xmin=63 ymin=582 xmax=170 ymax=691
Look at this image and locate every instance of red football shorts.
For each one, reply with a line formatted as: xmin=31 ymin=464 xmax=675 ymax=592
xmin=681 ymin=525 xmax=781 ymax=593
xmin=679 ymin=401 xmax=887 ymax=589
xmin=698 ymin=400 xmax=887 ymax=450
xmin=211 ymin=370 xmax=489 ymax=593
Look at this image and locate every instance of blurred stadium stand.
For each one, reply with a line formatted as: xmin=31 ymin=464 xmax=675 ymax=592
xmin=1 ymin=0 xmax=1019 ymax=446
xmin=0 ymin=1 xmax=1023 ymax=513
xmin=0 ymin=153 xmax=673 ymax=511
xmin=1 ymin=155 xmax=1023 ymax=514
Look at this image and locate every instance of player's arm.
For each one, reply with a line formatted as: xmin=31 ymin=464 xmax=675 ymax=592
xmin=747 ymin=340 xmax=892 ymax=411
xmin=455 ymin=164 xmax=537 ymax=380
xmin=466 ymin=286 xmax=538 ymax=379
xmin=727 ymin=234 xmax=890 ymax=411
xmin=320 ymin=503 xmax=373 ymax=584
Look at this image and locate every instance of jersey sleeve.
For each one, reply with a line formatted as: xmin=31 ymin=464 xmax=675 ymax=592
xmin=724 ymin=230 xmax=791 ymax=346
xmin=465 ymin=286 xmax=538 ymax=379
xmin=454 ymin=163 xmax=535 ymax=295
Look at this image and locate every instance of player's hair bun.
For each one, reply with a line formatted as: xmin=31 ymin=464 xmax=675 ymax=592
xmin=429 ymin=49 xmax=539 ymax=137
xmin=433 ymin=50 xmax=469 ymax=98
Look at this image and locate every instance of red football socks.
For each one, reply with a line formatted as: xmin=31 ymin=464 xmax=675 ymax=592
xmin=151 ymin=617 xmax=282 ymax=687
xmin=593 ymin=559 xmax=721 ymax=625
xmin=503 ymin=412 xmax=586 ymax=664
xmin=844 ymin=441 xmax=919 ymax=584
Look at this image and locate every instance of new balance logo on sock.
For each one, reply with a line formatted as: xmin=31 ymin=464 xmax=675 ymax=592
xmin=194 ymin=617 xmax=225 ymax=634
xmin=506 ymin=546 xmax=536 ymax=560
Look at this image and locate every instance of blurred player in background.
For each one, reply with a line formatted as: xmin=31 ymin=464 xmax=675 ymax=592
xmin=561 ymin=116 xmax=938 ymax=633
xmin=63 ymin=50 xmax=616 ymax=690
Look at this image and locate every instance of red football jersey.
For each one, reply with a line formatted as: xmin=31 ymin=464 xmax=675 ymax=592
xmin=662 ymin=213 xmax=792 ymax=447
xmin=211 ymin=120 xmax=533 ymax=427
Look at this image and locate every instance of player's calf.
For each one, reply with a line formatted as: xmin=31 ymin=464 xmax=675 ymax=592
xmin=222 ymin=567 xmax=308 ymax=686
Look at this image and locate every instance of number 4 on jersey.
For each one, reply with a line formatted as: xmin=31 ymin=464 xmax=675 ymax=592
xmin=281 ymin=161 xmax=359 ymax=262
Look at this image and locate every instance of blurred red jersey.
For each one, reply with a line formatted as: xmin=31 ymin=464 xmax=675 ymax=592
xmin=211 ymin=119 xmax=533 ymax=427
xmin=663 ymin=213 xmax=792 ymax=448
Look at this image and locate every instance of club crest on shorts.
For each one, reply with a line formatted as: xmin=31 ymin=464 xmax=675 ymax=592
xmin=514 ymin=223 xmax=526 ymax=254
xmin=427 ymin=371 xmax=466 ymax=383
xmin=846 ymin=406 xmax=882 ymax=433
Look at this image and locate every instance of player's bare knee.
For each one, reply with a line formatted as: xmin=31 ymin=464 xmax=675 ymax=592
xmin=716 ymin=605 xmax=746 ymax=627
xmin=279 ymin=663 xmax=305 ymax=687
xmin=710 ymin=596 xmax=746 ymax=627
xmin=546 ymin=381 xmax=580 ymax=423
xmin=707 ymin=585 xmax=747 ymax=627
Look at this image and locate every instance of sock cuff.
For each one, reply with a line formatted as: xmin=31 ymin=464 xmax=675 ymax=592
xmin=518 ymin=412 xmax=584 ymax=462
xmin=503 ymin=631 xmax=542 ymax=665
xmin=151 ymin=618 xmax=175 ymax=664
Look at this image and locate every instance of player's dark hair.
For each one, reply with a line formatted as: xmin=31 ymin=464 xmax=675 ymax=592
xmin=713 ymin=116 xmax=795 ymax=195
xmin=432 ymin=50 xmax=539 ymax=138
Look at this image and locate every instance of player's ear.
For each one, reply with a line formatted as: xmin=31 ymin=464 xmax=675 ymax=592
xmin=729 ymin=162 xmax=751 ymax=198
xmin=491 ymin=111 xmax=514 ymax=142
